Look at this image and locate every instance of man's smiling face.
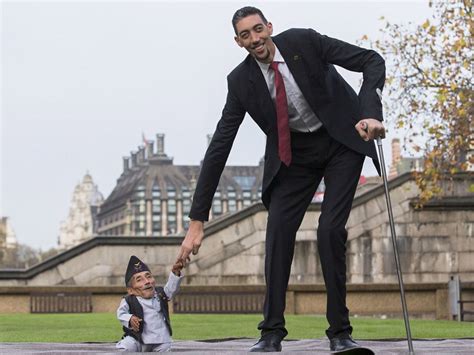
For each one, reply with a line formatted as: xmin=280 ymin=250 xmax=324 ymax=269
xmin=234 ymin=14 xmax=275 ymax=64
xmin=127 ymin=271 xmax=156 ymax=299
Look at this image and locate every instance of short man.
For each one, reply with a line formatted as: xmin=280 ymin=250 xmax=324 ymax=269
xmin=177 ymin=6 xmax=385 ymax=353
xmin=116 ymin=255 xmax=183 ymax=352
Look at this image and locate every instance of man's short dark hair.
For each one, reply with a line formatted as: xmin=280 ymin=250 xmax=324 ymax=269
xmin=232 ymin=6 xmax=268 ymax=35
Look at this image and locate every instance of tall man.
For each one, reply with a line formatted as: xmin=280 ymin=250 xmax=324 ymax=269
xmin=177 ymin=6 xmax=385 ymax=353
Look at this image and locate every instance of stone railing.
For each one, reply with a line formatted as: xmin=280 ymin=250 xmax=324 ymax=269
xmin=2 ymin=282 xmax=473 ymax=320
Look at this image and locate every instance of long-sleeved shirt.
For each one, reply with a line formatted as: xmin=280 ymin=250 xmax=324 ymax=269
xmin=256 ymin=44 xmax=322 ymax=133
xmin=117 ymin=271 xmax=183 ymax=344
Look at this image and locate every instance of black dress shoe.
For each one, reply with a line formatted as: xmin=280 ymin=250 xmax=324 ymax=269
xmin=330 ymin=336 xmax=360 ymax=352
xmin=249 ymin=334 xmax=282 ymax=352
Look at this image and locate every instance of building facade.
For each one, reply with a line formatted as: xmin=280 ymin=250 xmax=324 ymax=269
xmin=58 ymin=173 xmax=104 ymax=250
xmin=0 ymin=217 xmax=17 ymax=250
xmin=97 ymin=134 xmax=265 ymax=236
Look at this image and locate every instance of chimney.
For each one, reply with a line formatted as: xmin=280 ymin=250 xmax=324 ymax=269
xmin=156 ymin=133 xmax=165 ymax=156
xmin=137 ymin=146 xmax=146 ymax=164
xmin=147 ymin=140 xmax=154 ymax=159
xmin=207 ymin=134 xmax=213 ymax=147
xmin=131 ymin=151 xmax=138 ymax=168
xmin=123 ymin=157 xmax=130 ymax=173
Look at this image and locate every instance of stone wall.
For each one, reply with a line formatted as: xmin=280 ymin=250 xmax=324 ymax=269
xmin=0 ymin=173 xmax=472 ymax=287
xmin=1 ymin=283 xmax=465 ymax=320
xmin=184 ymin=173 xmax=473 ymax=286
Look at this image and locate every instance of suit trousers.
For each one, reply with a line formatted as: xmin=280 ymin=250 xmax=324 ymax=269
xmin=258 ymin=126 xmax=364 ymax=340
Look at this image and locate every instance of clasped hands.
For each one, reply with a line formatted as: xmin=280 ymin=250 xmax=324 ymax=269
xmin=175 ymin=220 xmax=204 ymax=269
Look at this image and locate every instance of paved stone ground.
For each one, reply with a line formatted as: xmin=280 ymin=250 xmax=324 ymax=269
xmin=1 ymin=338 xmax=473 ymax=354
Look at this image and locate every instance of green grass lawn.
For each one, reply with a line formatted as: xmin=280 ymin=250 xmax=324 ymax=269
xmin=1 ymin=313 xmax=473 ymax=342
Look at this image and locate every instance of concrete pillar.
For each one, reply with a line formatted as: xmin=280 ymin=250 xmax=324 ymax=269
xmin=177 ymin=199 xmax=183 ymax=234
xmin=146 ymin=199 xmax=152 ymax=236
xmin=222 ymin=199 xmax=228 ymax=214
xmin=125 ymin=201 xmax=132 ymax=235
xmin=161 ymin=200 xmax=168 ymax=236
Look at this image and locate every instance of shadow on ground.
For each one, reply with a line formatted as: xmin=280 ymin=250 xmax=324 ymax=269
xmin=1 ymin=338 xmax=473 ymax=354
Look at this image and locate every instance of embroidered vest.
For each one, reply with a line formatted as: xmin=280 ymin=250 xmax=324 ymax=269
xmin=122 ymin=286 xmax=172 ymax=343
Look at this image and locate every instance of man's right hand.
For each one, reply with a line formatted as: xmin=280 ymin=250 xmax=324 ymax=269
xmin=129 ymin=315 xmax=142 ymax=332
xmin=176 ymin=220 xmax=204 ymax=267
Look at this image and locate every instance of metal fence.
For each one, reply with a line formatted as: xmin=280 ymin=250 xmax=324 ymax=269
xmin=173 ymin=292 xmax=264 ymax=313
xmin=30 ymin=292 xmax=92 ymax=313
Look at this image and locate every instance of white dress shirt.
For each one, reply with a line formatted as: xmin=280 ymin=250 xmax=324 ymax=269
xmin=256 ymin=45 xmax=322 ymax=133
xmin=117 ymin=271 xmax=183 ymax=344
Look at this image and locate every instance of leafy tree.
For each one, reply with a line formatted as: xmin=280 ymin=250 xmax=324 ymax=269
xmin=363 ymin=0 xmax=473 ymax=204
xmin=0 ymin=244 xmax=59 ymax=269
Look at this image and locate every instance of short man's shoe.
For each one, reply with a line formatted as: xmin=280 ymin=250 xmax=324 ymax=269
xmin=249 ymin=334 xmax=282 ymax=352
xmin=329 ymin=336 xmax=360 ymax=352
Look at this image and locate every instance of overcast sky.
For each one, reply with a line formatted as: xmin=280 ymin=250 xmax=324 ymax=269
xmin=1 ymin=0 xmax=433 ymax=250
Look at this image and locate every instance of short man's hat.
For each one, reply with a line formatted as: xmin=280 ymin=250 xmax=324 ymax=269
xmin=125 ymin=255 xmax=150 ymax=286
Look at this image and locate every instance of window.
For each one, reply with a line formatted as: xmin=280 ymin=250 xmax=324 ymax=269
xmin=168 ymin=215 xmax=177 ymax=234
xmin=152 ymin=199 xmax=161 ymax=234
xmin=168 ymin=199 xmax=176 ymax=213
xmin=227 ymin=187 xmax=237 ymax=212
xmin=152 ymin=200 xmax=161 ymax=213
xmin=228 ymin=198 xmax=237 ymax=212
xmin=152 ymin=184 xmax=161 ymax=198
xmin=243 ymin=190 xmax=252 ymax=206
xmin=167 ymin=187 xmax=176 ymax=198
xmin=183 ymin=198 xmax=191 ymax=215
xmin=167 ymin=186 xmax=177 ymax=234
xmin=134 ymin=184 xmax=146 ymax=199
xmin=212 ymin=190 xmax=223 ymax=215
xmin=233 ymin=176 xmax=256 ymax=190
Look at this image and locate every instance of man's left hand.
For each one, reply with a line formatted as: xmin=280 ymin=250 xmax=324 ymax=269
xmin=355 ymin=118 xmax=385 ymax=141
xmin=172 ymin=260 xmax=184 ymax=276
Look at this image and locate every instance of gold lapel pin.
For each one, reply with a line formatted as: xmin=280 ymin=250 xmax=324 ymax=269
xmin=293 ymin=55 xmax=300 ymax=60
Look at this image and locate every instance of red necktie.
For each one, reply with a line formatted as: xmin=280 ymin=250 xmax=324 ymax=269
xmin=270 ymin=62 xmax=291 ymax=167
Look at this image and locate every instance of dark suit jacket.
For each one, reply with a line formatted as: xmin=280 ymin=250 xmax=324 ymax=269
xmin=189 ymin=28 xmax=385 ymax=221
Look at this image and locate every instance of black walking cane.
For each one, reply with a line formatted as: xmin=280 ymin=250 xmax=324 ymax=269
xmin=376 ymin=136 xmax=415 ymax=354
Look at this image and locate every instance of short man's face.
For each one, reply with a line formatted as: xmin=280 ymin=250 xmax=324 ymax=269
xmin=127 ymin=271 xmax=156 ymax=299
xmin=234 ymin=14 xmax=274 ymax=63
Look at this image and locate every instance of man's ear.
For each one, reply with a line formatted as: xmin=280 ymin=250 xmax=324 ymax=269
xmin=267 ymin=22 xmax=273 ymax=35
xmin=127 ymin=288 xmax=135 ymax=295
xmin=234 ymin=36 xmax=243 ymax=48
